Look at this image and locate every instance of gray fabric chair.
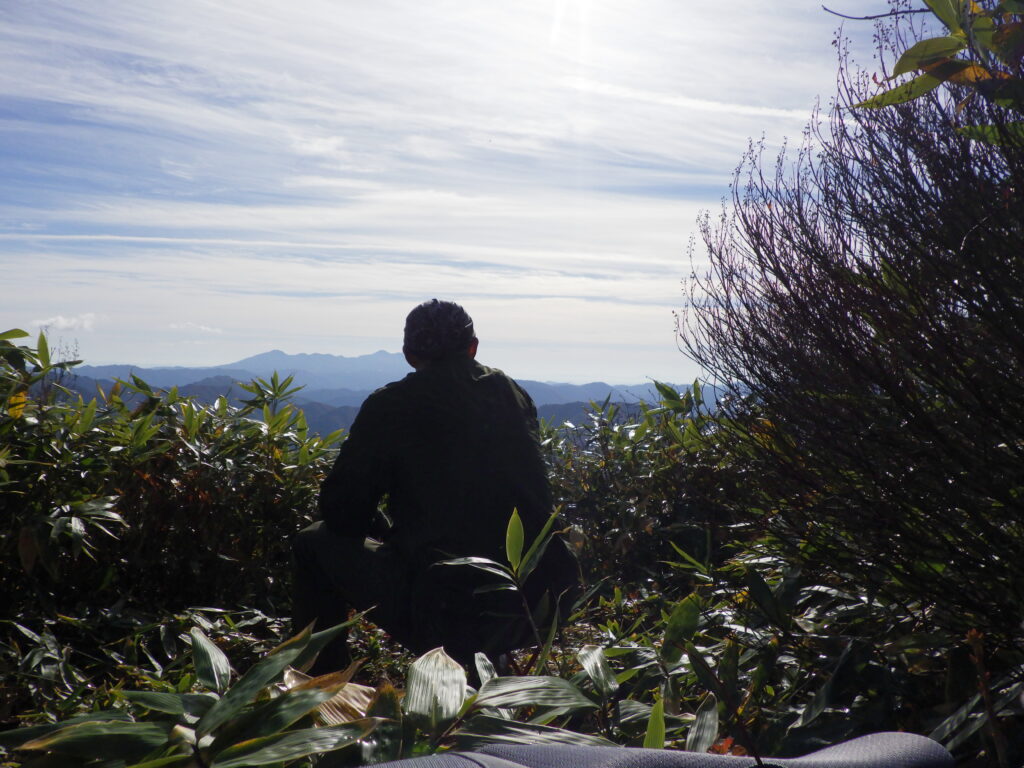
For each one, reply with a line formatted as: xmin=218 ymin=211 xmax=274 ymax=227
xmin=370 ymin=732 xmax=952 ymax=768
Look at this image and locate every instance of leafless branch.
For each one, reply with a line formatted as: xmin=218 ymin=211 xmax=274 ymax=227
xmin=821 ymin=5 xmax=931 ymax=21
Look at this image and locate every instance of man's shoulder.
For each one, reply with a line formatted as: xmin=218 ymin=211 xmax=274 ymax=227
xmin=354 ymin=373 xmax=419 ymax=416
xmin=470 ymin=362 xmax=536 ymax=412
xmin=362 ymin=360 xmax=531 ymax=406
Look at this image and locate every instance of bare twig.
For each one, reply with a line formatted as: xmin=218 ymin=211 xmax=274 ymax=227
xmin=821 ymin=5 xmax=931 ymax=21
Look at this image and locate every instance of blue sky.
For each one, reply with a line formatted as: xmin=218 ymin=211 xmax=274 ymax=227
xmin=1 ymin=1 xmax=886 ymax=383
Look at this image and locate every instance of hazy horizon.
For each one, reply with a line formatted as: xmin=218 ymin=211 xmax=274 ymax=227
xmin=68 ymin=343 xmax=690 ymax=387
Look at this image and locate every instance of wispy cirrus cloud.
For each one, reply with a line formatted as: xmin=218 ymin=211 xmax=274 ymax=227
xmin=0 ymin=0 xmax=886 ymax=382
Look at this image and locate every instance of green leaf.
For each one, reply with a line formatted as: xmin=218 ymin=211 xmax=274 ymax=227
xmin=19 ymin=721 xmax=170 ymax=762
xmin=661 ymin=593 xmax=701 ymax=664
xmin=403 ymin=647 xmax=467 ymax=732
xmin=210 ymin=687 xmax=342 ymax=754
xmin=668 ymin=542 xmax=710 ymax=574
xmin=0 ymin=328 xmax=29 ymax=342
xmin=36 ymin=332 xmax=50 ymax=368
xmin=518 ymin=510 xmax=561 ymax=583
xmin=453 ymin=714 xmax=616 ymax=750
xmin=946 ymin=682 xmax=1024 ymax=751
xmin=126 ymin=755 xmax=196 ymax=768
xmin=531 ymin=599 xmax=560 ymax=676
xmin=473 ymin=676 xmax=597 ymax=712
xmin=191 ymin=628 xmax=232 ymax=694
xmin=0 ymin=712 xmax=132 ymax=749
xmin=744 ymin=567 xmax=790 ymax=631
xmin=130 ymin=373 xmax=154 ymax=395
xmin=796 ymin=640 xmax=853 ymax=727
xmin=956 ymin=121 xmax=1024 ymax=144
xmin=930 ymin=692 xmax=982 ymax=742
xmin=684 ymin=642 xmax=726 ymax=701
xmin=990 ymin=21 xmax=1024 ymax=67
xmin=618 ymin=699 xmax=666 ymax=726
xmin=970 ymin=11 xmax=998 ymax=52
xmin=73 ymin=398 xmax=98 ymax=435
xmin=435 ymin=556 xmax=515 ymax=582
xmin=506 ymin=508 xmax=525 ymax=572
xmin=855 ymin=72 xmax=944 ymax=108
xmin=718 ymin=639 xmax=740 ymax=700
xmin=643 ymin=697 xmax=666 ymax=749
xmin=474 ymin=653 xmax=499 ymax=688
xmin=654 ymin=379 xmax=681 ymax=402
xmin=925 ymin=0 xmax=964 ymax=33
xmin=122 ymin=691 xmax=219 ymax=719
xmin=211 ymin=721 xmax=375 ymax=767
xmin=577 ymin=645 xmax=619 ymax=698
xmin=893 ymin=36 xmax=967 ymax=76
xmin=291 ymin=616 xmax=362 ymax=672
xmin=196 ymin=627 xmax=311 ymax=738
xmin=684 ymin=693 xmax=719 ymax=753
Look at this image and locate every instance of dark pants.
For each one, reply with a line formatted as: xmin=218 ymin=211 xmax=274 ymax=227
xmin=292 ymin=521 xmax=579 ymax=672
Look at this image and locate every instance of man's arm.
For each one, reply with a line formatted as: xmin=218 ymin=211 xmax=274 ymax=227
xmin=318 ymin=394 xmax=390 ymax=539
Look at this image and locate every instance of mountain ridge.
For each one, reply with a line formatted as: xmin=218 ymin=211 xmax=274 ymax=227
xmin=71 ymin=350 xmax=688 ymax=435
xmin=75 ymin=349 xmax=680 ymax=407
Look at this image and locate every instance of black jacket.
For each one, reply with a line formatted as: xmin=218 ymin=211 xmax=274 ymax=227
xmin=319 ymin=357 xmax=552 ymax=566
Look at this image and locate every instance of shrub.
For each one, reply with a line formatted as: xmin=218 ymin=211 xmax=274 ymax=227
xmin=681 ymin=8 xmax=1024 ymax=762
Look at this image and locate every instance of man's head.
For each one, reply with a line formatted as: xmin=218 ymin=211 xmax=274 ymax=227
xmin=403 ymin=299 xmax=478 ymax=367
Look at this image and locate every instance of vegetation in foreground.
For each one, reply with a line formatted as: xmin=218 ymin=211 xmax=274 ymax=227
xmin=3 ymin=2 xmax=1024 ymax=765
xmin=2 ymin=325 xmax=1021 ymax=766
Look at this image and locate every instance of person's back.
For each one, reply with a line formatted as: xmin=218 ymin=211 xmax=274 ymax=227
xmin=293 ymin=300 xmax=578 ymax=670
xmin=320 ymin=356 xmax=551 ymax=565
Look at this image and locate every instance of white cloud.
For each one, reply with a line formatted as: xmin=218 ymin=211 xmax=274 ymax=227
xmin=33 ymin=313 xmax=97 ymax=331
xmin=169 ymin=322 xmax=223 ymax=334
xmin=0 ymin=0 xmax=890 ymax=381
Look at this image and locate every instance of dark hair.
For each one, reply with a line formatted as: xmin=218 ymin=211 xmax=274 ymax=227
xmin=403 ymin=299 xmax=476 ymax=361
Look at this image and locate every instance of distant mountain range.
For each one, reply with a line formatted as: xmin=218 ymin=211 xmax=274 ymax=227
xmin=69 ymin=350 xmax=685 ymax=435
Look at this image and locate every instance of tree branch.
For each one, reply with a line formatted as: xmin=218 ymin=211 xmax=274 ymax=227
xmin=821 ymin=5 xmax=931 ymax=21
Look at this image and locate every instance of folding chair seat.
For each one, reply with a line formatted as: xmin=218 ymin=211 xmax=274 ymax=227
xmin=369 ymin=731 xmax=952 ymax=768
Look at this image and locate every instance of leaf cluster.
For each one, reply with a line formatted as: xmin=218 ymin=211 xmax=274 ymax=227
xmin=857 ymin=0 xmax=1024 ymax=143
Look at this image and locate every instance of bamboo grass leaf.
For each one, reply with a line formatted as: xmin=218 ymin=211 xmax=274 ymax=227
xmin=577 ymin=645 xmax=619 ymax=698
xmin=191 ymin=628 xmax=232 ymax=694
xmin=518 ymin=511 xmax=561 ymax=582
xmin=506 ymin=509 xmax=524 ymax=572
xmin=0 ymin=328 xmax=29 ymax=341
xmin=473 ymin=676 xmax=596 ymax=712
xmin=403 ymin=647 xmax=467 ymax=733
xmin=643 ymin=697 xmax=666 ymax=749
xmin=685 ymin=694 xmax=719 ymax=753
xmin=662 ymin=593 xmax=702 ymax=664
xmin=196 ymin=627 xmax=311 ymax=738
xmin=210 ymin=721 xmax=376 ymax=767
xmin=453 ymin=714 xmax=615 ymax=750
xmin=19 ymin=721 xmax=171 ymax=762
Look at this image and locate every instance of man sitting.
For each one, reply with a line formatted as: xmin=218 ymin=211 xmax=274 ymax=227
xmin=292 ymin=299 xmax=578 ymax=671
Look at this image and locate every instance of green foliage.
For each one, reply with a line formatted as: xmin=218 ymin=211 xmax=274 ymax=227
xmin=1 ymin=331 xmax=341 ymax=720
xmin=542 ymin=382 xmax=741 ymax=592
xmin=1 ymin=331 xmax=341 ymax=609
xmin=683 ymin=5 xmax=1024 ymax=761
xmin=439 ymin=509 xmax=567 ymax=659
xmin=4 ymin=329 xmax=1022 ymax=765
xmin=854 ymin=0 xmax=1024 ymax=142
xmin=0 ymin=621 xmax=373 ymax=768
